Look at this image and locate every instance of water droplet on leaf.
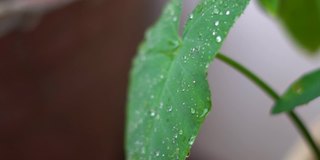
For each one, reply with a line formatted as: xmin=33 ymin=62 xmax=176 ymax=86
xmin=189 ymin=14 xmax=194 ymax=20
xmin=216 ymin=36 xmax=222 ymax=43
xmin=188 ymin=136 xmax=196 ymax=145
xmin=214 ymin=21 xmax=220 ymax=26
xmin=191 ymin=108 xmax=196 ymax=114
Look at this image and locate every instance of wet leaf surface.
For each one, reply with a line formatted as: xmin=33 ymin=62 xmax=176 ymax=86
xmin=126 ymin=0 xmax=249 ymax=159
xmin=278 ymin=0 xmax=320 ymax=53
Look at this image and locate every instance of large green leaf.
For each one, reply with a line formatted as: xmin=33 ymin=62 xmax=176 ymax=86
xmin=126 ymin=0 xmax=249 ymax=159
xmin=272 ymin=68 xmax=320 ymax=114
xmin=278 ymin=0 xmax=320 ymax=53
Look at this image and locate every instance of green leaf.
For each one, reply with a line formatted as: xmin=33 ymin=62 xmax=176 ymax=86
xmin=258 ymin=0 xmax=279 ymax=15
xmin=126 ymin=0 xmax=249 ymax=159
xmin=278 ymin=0 xmax=320 ymax=53
xmin=272 ymin=68 xmax=320 ymax=114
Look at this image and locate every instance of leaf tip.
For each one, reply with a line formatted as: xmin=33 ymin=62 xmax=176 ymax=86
xmin=271 ymin=102 xmax=288 ymax=115
xmin=271 ymin=107 xmax=282 ymax=115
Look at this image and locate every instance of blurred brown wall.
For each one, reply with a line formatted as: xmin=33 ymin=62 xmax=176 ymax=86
xmin=0 ymin=0 xmax=150 ymax=159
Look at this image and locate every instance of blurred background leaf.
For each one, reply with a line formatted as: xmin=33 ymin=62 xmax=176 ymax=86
xmin=277 ymin=0 xmax=320 ymax=54
xmin=258 ymin=0 xmax=279 ymax=15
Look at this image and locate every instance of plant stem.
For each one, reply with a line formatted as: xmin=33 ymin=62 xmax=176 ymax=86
xmin=216 ymin=53 xmax=320 ymax=159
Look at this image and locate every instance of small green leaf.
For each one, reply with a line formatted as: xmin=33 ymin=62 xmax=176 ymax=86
xmin=278 ymin=0 xmax=320 ymax=53
xmin=126 ymin=0 xmax=249 ymax=159
xmin=272 ymin=68 xmax=320 ymax=114
xmin=258 ymin=0 xmax=279 ymax=15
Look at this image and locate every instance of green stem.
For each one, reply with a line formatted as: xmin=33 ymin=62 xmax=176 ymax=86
xmin=216 ymin=53 xmax=320 ymax=159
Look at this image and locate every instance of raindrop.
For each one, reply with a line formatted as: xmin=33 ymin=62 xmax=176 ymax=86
xmin=212 ymin=31 xmax=216 ymax=36
xmin=200 ymin=108 xmax=209 ymax=117
xmin=170 ymin=10 xmax=175 ymax=16
xmin=213 ymin=8 xmax=219 ymax=14
xmin=199 ymin=33 xmax=203 ymax=38
xmin=226 ymin=10 xmax=230 ymax=15
xmin=186 ymin=151 xmax=191 ymax=158
xmin=193 ymin=80 xmax=196 ymax=84
xmin=214 ymin=21 xmax=220 ymax=26
xmin=189 ymin=14 xmax=194 ymax=20
xmin=173 ymin=17 xmax=178 ymax=22
xmin=205 ymin=64 xmax=210 ymax=69
xmin=216 ymin=36 xmax=222 ymax=43
xmin=179 ymin=130 xmax=183 ymax=135
xmin=155 ymin=114 xmax=160 ymax=120
xmin=294 ymin=85 xmax=303 ymax=95
xmin=188 ymin=136 xmax=196 ymax=145
xmin=150 ymin=111 xmax=156 ymax=117
xmin=168 ymin=106 xmax=173 ymax=112
xmin=191 ymin=108 xmax=196 ymax=114
xmin=160 ymin=102 xmax=164 ymax=109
